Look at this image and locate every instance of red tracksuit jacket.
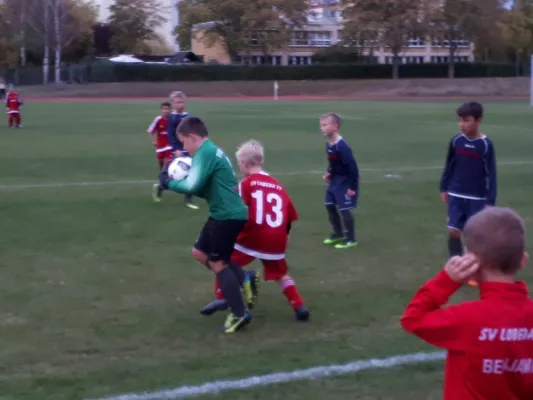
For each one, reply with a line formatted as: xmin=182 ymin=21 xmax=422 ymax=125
xmin=401 ymin=270 xmax=533 ymax=400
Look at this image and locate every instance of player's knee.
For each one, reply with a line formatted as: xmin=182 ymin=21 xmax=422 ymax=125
xmin=208 ymin=260 xmax=226 ymax=274
xmin=448 ymin=228 xmax=461 ymax=239
xmin=192 ymin=247 xmax=207 ymax=264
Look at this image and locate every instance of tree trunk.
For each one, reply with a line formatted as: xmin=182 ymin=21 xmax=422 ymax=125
xmin=43 ymin=2 xmax=50 ymax=84
xmin=53 ymin=0 xmax=62 ymax=84
xmin=392 ymin=53 xmax=399 ymax=80
xmin=447 ymin=45 xmax=456 ymax=79
xmin=19 ymin=9 xmax=26 ymax=67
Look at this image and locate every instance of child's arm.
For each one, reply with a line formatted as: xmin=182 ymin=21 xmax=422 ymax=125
xmin=339 ymin=142 xmax=359 ymax=193
xmin=439 ymin=139 xmax=455 ymax=195
xmin=166 ymin=115 xmax=179 ymax=151
xmin=167 ymin=153 xmax=214 ymax=194
xmin=147 ymin=117 xmax=159 ymax=146
xmin=486 ymin=142 xmax=497 ymax=206
xmin=400 ymin=268 xmax=473 ymax=351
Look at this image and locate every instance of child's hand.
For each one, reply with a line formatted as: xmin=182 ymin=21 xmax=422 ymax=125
xmin=444 ymin=254 xmax=480 ymax=284
xmin=346 ymin=189 xmax=356 ymax=197
xmin=174 ymin=150 xmax=183 ymax=157
xmin=323 ymin=173 xmax=331 ymax=183
xmin=440 ymin=192 xmax=448 ymax=203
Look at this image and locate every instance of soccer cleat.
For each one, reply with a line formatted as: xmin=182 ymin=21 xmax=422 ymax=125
xmin=200 ymin=299 xmax=229 ymax=316
xmin=295 ymin=305 xmax=310 ymax=322
xmin=222 ymin=311 xmax=252 ymax=333
xmin=334 ymin=241 xmax=358 ymax=249
xmin=242 ymin=270 xmax=260 ymax=309
xmin=152 ymin=183 xmax=163 ymax=203
xmin=185 ymin=203 xmax=200 ymax=210
xmin=468 ymin=280 xmax=478 ymax=287
xmin=323 ymin=236 xmax=344 ymax=245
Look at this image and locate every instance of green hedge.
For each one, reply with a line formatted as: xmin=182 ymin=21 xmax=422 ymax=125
xmin=86 ymin=61 xmax=517 ymax=82
xmin=1 ymin=61 xmax=521 ymax=85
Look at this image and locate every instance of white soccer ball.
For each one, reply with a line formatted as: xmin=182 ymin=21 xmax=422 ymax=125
xmin=168 ymin=156 xmax=192 ymax=180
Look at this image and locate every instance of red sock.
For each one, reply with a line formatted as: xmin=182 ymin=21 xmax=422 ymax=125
xmin=280 ymin=277 xmax=304 ymax=310
xmin=8 ymin=115 xmax=13 ymax=127
xmin=214 ymin=278 xmax=224 ymax=300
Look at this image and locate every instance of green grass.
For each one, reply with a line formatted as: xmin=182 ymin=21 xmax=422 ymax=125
xmin=1 ymin=99 xmax=532 ymax=400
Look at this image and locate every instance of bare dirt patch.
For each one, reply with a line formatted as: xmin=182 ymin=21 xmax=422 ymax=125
xmin=18 ymin=77 xmax=529 ymax=100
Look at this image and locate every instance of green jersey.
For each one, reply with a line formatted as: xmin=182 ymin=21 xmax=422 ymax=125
xmin=168 ymin=140 xmax=248 ymax=220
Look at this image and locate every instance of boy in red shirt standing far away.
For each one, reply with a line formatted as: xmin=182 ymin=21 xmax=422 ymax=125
xmin=401 ymin=206 xmax=533 ymax=400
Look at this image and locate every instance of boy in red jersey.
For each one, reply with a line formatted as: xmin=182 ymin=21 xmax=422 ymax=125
xmin=401 ymin=206 xmax=533 ymax=400
xmin=201 ymin=140 xmax=310 ymax=321
xmin=147 ymin=102 xmax=172 ymax=169
xmin=5 ymin=85 xmax=23 ymax=128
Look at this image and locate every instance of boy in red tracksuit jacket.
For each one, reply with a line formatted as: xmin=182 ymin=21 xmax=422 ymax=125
xmin=401 ymin=206 xmax=533 ymax=400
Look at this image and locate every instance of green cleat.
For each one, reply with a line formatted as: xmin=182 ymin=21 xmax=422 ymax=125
xmin=334 ymin=241 xmax=358 ymax=249
xmin=152 ymin=183 xmax=163 ymax=203
xmin=242 ymin=270 xmax=260 ymax=309
xmin=323 ymin=236 xmax=345 ymax=245
xmin=222 ymin=312 xmax=252 ymax=333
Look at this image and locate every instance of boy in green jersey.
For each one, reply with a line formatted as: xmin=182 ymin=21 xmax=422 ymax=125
xmin=159 ymin=116 xmax=252 ymax=333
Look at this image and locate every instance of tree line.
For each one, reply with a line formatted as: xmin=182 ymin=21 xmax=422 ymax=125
xmin=1 ymin=0 xmax=532 ymax=82
xmin=0 ymin=0 xmax=167 ymax=83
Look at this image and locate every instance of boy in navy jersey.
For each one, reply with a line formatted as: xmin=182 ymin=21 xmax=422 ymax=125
xmin=152 ymin=91 xmax=198 ymax=209
xmin=321 ymin=112 xmax=359 ymax=249
xmin=440 ymin=102 xmax=497 ymax=284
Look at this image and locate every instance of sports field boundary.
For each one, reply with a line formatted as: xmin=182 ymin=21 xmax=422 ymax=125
xmin=28 ymin=95 xmax=529 ymax=102
xmin=87 ymin=351 xmax=446 ymax=400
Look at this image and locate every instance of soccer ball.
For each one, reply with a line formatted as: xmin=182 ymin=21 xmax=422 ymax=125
xmin=168 ymin=156 xmax=192 ymax=180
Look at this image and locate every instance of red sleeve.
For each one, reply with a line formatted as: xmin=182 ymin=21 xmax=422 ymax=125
xmin=147 ymin=116 xmax=160 ymax=134
xmin=400 ymin=270 xmax=471 ymax=351
xmin=239 ymin=178 xmax=251 ymax=206
xmin=287 ymin=196 xmax=298 ymax=223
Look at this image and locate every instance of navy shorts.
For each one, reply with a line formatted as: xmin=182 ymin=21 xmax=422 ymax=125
xmin=325 ymin=178 xmax=357 ymax=210
xmin=447 ymin=196 xmax=486 ymax=231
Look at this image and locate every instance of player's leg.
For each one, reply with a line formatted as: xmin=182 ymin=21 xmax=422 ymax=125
xmin=152 ymin=153 xmax=171 ymax=202
xmin=447 ymin=196 xmax=466 ymax=258
xmin=334 ymin=189 xmax=357 ymax=249
xmin=7 ymin=113 xmax=13 ymax=128
xmin=201 ymin=250 xmax=255 ymax=316
xmin=264 ymin=259 xmax=309 ymax=321
xmin=207 ymin=219 xmax=251 ymax=333
xmin=15 ymin=113 xmax=21 ymax=128
xmin=324 ymin=184 xmax=344 ymax=245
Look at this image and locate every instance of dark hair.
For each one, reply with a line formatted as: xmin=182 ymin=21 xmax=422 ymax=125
xmin=177 ymin=116 xmax=208 ymax=137
xmin=161 ymin=101 xmax=171 ymax=108
xmin=464 ymin=207 xmax=526 ymax=275
xmin=457 ymin=102 xmax=483 ymax=120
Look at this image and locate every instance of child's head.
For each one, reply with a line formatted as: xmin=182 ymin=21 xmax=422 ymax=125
xmin=176 ymin=116 xmax=208 ymax=155
xmin=160 ymin=101 xmax=171 ymax=118
xmin=236 ymin=140 xmax=264 ymax=176
xmin=457 ymin=102 xmax=483 ymax=137
xmin=169 ymin=91 xmax=186 ymax=112
xmin=464 ymin=207 xmax=528 ymax=282
xmin=320 ymin=112 xmax=342 ymax=138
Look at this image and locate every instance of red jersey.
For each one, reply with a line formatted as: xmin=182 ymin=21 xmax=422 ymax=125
xmin=5 ymin=92 xmax=22 ymax=114
xmin=401 ymin=270 xmax=533 ymax=400
xmin=147 ymin=116 xmax=171 ymax=153
xmin=235 ymin=172 xmax=298 ymax=260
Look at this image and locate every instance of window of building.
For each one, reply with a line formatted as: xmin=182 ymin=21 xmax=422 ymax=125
xmin=309 ymin=31 xmax=332 ymax=46
xmin=290 ymin=31 xmax=308 ymax=46
xmin=407 ymin=37 xmax=425 ymax=48
xmin=289 ymin=56 xmax=312 ymax=65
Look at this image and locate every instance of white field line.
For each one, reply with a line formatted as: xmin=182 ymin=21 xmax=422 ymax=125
xmin=1 ymin=160 xmax=532 ymax=191
xmin=87 ymin=351 xmax=446 ymax=400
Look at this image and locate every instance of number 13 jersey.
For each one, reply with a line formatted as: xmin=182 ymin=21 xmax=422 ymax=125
xmin=235 ymin=171 xmax=298 ymax=260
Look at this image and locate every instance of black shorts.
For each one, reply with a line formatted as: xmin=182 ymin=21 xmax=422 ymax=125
xmin=194 ymin=218 xmax=247 ymax=263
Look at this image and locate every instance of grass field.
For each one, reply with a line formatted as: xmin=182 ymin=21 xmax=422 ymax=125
xmin=1 ymin=99 xmax=532 ymax=400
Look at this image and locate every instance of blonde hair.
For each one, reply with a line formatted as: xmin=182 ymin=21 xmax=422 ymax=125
xmin=236 ymin=140 xmax=264 ymax=167
xmin=169 ymin=91 xmax=187 ymax=100
xmin=320 ymin=112 xmax=342 ymax=128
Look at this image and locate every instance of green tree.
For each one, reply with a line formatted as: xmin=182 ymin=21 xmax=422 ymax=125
xmin=498 ymin=1 xmax=533 ymax=75
xmin=342 ymin=0 xmax=423 ymax=79
xmin=176 ymin=0 xmax=308 ymax=61
xmin=108 ymin=0 xmax=167 ymax=53
xmin=0 ymin=3 xmax=19 ymax=69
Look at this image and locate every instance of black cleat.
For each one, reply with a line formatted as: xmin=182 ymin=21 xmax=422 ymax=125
xmin=200 ymin=299 xmax=229 ymax=316
xmin=295 ymin=305 xmax=310 ymax=322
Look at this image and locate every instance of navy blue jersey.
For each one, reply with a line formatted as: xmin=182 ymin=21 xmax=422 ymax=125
xmin=440 ymin=134 xmax=497 ymax=205
xmin=326 ymin=137 xmax=359 ymax=191
xmin=167 ymin=111 xmax=189 ymax=153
